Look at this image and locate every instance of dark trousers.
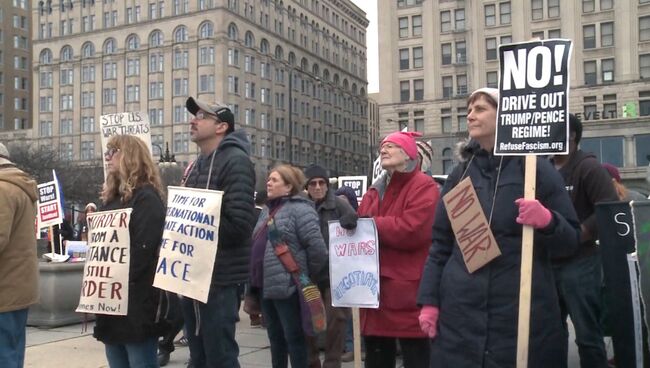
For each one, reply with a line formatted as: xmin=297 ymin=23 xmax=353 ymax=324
xmin=0 ymin=308 xmax=28 ymax=368
xmin=363 ymin=336 xmax=429 ymax=368
xmin=554 ymin=253 xmax=608 ymax=368
xmin=158 ymin=292 xmax=185 ymax=354
xmin=262 ymin=293 xmax=308 ymax=368
xmin=181 ymin=285 xmax=241 ymax=368
xmin=307 ymin=288 xmax=350 ymax=368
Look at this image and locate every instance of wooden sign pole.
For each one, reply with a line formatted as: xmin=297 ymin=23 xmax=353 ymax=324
xmin=353 ymin=307 xmax=361 ymax=368
xmin=516 ymin=155 xmax=537 ymax=368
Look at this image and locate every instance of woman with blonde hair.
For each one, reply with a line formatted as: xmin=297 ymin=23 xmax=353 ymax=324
xmin=94 ymin=135 xmax=167 ymax=368
xmin=249 ymin=164 xmax=328 ymax=368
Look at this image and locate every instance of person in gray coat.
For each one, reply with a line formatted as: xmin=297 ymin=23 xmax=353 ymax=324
xmin=249 ymin=164 xmax=328 ymax=368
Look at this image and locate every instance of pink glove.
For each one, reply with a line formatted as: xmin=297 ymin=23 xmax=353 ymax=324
xmin=515 ymin=198 xmax=552 ymax=229
xmin=418 ymin=305 xmax=440 ymax=339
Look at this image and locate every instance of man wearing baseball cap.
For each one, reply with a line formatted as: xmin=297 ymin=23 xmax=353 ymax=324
xmin=181 ymin=97 xmax=256 ymax=368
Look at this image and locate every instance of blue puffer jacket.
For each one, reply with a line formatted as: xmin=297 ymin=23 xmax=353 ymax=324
xmin=254 ymin=195 xmax=328 ymax=300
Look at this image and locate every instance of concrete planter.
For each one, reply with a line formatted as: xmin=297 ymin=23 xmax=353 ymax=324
xmin=27 ymin=261 xmax=87 ymax=328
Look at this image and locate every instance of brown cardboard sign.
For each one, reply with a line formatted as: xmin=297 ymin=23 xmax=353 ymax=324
xmin=443 ymin=177 xmax=501 ymax=273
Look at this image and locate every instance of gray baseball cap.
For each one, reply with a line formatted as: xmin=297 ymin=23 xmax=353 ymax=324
xmin=186 ymin=97 xmax=235 ymax=132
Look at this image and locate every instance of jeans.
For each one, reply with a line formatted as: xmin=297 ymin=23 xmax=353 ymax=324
xmin=0 ymin=308 xmax=28 ymax=368
xmin=363 ymin=336 xmax=429 ymax=368
xmin=104 ymin=337 xmax=158 ymax=368
xmin=181 ymin=285 xmax=240 ymax=368
xmin=262 ymin=292 xmax=308 ymax=368
xmin=307 ymin=288 xmax=350 ymax=368
xmin=554 ymin=253 xmax=608 ymax=368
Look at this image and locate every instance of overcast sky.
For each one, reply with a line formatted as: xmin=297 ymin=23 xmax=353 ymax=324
xmin=350 ymin=0 xmax=379 ymax=93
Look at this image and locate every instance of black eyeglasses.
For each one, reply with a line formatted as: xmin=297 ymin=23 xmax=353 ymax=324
xmin=194 ymin=111 xmax=218 ymax=120
xmin=104 ymin=147 xmax=120 ymax=159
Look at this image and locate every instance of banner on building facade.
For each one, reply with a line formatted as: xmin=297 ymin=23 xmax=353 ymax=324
xmin=153 ymin=186 xmax=223 ymax=303
xmin=329 ymin=218 xmax=379 ymax=308
xmin=495 ymin=39 xmax=573 ymax=156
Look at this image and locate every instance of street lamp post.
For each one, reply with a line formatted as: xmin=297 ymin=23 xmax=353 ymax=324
xmin=152 ymin=142 xmax=177 ymax=167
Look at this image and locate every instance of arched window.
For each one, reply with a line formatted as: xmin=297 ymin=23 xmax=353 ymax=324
xmin=199 ymin=21 xmax=214 ymax=39
xmin=352 ymin=83 xmax=358 ymax=95
xmin=300 ymin=57 xmax=308 ymax=71
xmin=244 ymin=31 xmax=254 ymax=47
xmin=60 ymin=45 xmax=73 ymax=61
xmin=288 ymin=52 xmax=296 ymax=66
xmin=126 ymin=34 xmax=139 ymax=50
xmin=359 ymin=87 xmax=366 ymax=97
xmin=103 ymin=38 xmax=117 ymax=54
xmin=149 ymin=30 xmax=164 ymax=47
xmin=227 ymin=23 xmax=238 ymax=40
xmin=174 ymin=26 xmax=188 ymax=42
xmin=81 ymin=42 xmax=95 ymax=58
xmin=40 ymin=48 xmax=53 ymax=64
xmin=442 ymin=148 xmax=454 ymax=174
xmin=312 ymin=63 xmax=319 ymax=77
xmin=333 ymin=73 xmax=340 ymax=86
xmin=260 ymin=39 xmax=270 ymax=54
xmin=343 ymin=79 xmax=349 ymax=91
xmin=274 ymin=45 xmax=283 ymax=60
xmin=323 ymin=69 xmax=330 ymax=82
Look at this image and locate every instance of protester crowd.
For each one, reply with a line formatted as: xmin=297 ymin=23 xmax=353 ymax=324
xmin=1 ymin=89 xmax=642 ymax=368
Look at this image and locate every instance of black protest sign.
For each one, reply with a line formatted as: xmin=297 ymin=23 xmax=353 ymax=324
xmin=596 ymin=202 xmax=648 ymax=368
xmin=495 ymin=39 xmax=572 ymax=156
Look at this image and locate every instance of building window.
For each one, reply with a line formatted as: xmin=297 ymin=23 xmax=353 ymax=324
xmin=458 ymin=108 xmax=467 ymax=131
xmin=455 ymin=9 xmax=465 ymax=30
xmin=500 ymin=2 xmax=511 ymax=24
xmin=601 ymin=0 xmax=613 ymax=10
xmin=60 ymin=69 xmax=73 ymax=85
xmin=442 ymin=43 xmax=452 ymax=65
xmin=414 ymin=79 xmax=424 ymax=101
xmin=199 ymin=75 xmax=215 ymax=92
xmin=228 ymin=48 xmax=239 ymax=66
xmin=199 ymin=21 xmax=214 ymax=39
xmin=584 ymin=96 xmax=597 ymax=117
xmin=81 ymin=91 xmax=95 ymax=107
xmin=149 ymin=108 xmax=163 ymax=126
xmin=126 ymin=58 xmax=140 ymax=76
xmin=486 ymin=38 xmax=497 ymax=60
xmin=149 ymin=53 xmax=164 ymax=72
xmin=399 ymin=48 xmax=409 ymax=70
xmin=149 ymin=30 xmax=164 ymax=47
xmin=40 ymin=71 xmax=53 ymax=88
xmin=244 ymin=55 xmax=255 ymax=73
xmin=398 ymin=112 xmax=409 ymax=130
xmin=81 ymin=116 xmax=95 ymax=133
xmin=641 ymin=91 xmax=650 ymax=116
xmin=412 ymin=15 xmax=422 ymax=36
xmin=39 ymin=121 xmax=53 ymax=137
xmin=583 ymin=25 xmax=596 ymax=49
xmin=400 ymin=81 xmax=410 ymax=102
xmin=441 ymin=108 xmax=452 ymax=133
xmin=582 ymin=0 xmax=595 ymax=12
xmin=636 ymin=134 xmax=650 ymax=166
xmin=199 ymin=46 xmax=215 ymax=65
xmin=60 ymin=94 xmax=73 ymax=110
xmin=103 ymin=88 xmax=117 ymax=105
xmin=39 ymin=96 xmax=53 ymax=112
xmin=531 ymin=0 xmax=543 ymax=20
xmin=457 ymin=74 xmax=468 ymax=96
xmin=442 ymin=148 xmax=454 ymax=174
xmin=173 ymin=49 xmax=189 ymax=69
xmin=442 ymin=76 xmax=453 ymax=98
xmin=456 ymin=41 xmax=466 ymax=63
xmin=80 ymin=141 xmax=95 ymax=160
xmin=414 ymin=110 xmax=424 ymax=133
xmin=641 ymin=16 xmax=650 ymax=42
xmin=104 ymin=62 xmax=117 ymax=79
xmin=641 ymin=54 xmax=650 ymax=79
xmin=547 ymin=0 xmax=559 ymax=18
xmin=487 ymin=71 xmax=498 ymax=88
xmin=549 ymin=29 xmax=561 ymax=38
xmin=584 ymin=61 xmax=597 ymax=85
xmin=399 ymin=17 xmax=408 ymax=38
xmin=603 ymin=94 xmax=617 ymax=119
xmin=126 ymin=85 xmax=140 ymax=102
xmin=228 ymin=76 xmax=239 ymax=94
xmin=580 ymin=136 xmax=623 ymax=166
xmin=602 ymin=58 xmax=615 ymax=82
xmin=441 ymin=11 xmax=451 ymax=32
xmin=485 ymin=4 xmax=496 ymax=27
xmin=601 ymin=22 xmax=614 ymax=47
xmin=173 ymin=78 xmax=189 ymax=96
xmin=413 ymin=47 xmax=423 ymax=68
xmin=60 ymin=119 xmax=73 ymax=135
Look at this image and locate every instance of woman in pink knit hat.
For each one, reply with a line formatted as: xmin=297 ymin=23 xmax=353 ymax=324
xmin=357 ymin=131 xmax=440 ymax=368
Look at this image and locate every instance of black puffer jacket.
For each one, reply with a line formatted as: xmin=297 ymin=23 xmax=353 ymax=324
xmin=184 ymin=130 xmax=256 ymax=287
xmin=417 ymin=141 xmax=580 ymax=368
xmin=94 ymin=185 xmax=166 ymax=344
